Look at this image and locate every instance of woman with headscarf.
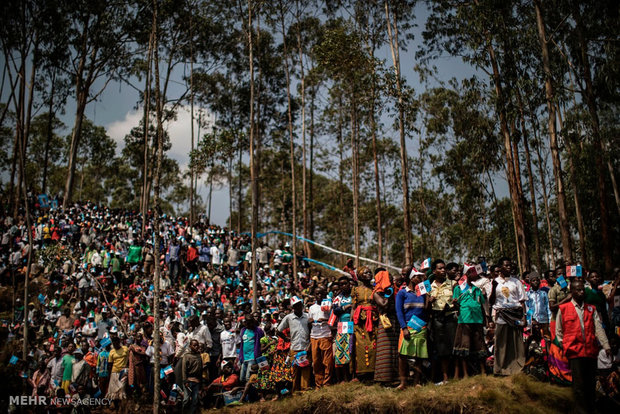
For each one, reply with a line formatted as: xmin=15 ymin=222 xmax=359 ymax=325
xmin=373 ymin=269 xmax=399 ymax=384
xmin=352 ymin=266 xmax=378 ymax=377
xmin=128 ymin=333 xmax=147 ymax=393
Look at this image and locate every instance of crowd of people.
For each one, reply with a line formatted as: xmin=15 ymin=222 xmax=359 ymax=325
xmin=1 ymin=199 xmax=619 ymax=413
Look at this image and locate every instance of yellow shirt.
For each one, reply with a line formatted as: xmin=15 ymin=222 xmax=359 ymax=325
xmin=108 ymin=346 xmax=129 ymax=373
xmin=430 ymin=279 xmax=456 ymax=312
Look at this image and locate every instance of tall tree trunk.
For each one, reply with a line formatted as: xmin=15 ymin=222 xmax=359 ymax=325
xmin=296 ymin=24 xmax=310 ymax=257
xmin=11 ymin=58 xmax=26 ymax=218
xmin=351 ymin=100 xmax=360 ymax=267
xmin=385 ymin=1 xmax=412 ymax=264
xmin=367 ymin=41 xmax=383 ymax=262
xmin=337 ymin=95 xmax=347 ymax=263
xmin=150 ymin=1 xmax=162 ymax=410
xmin=228 ymin=157 xmax=233 ymax=229
xmin=280 ymin=0 xmax=298 ymax=285
xmin=141 ymin=28 xmax=154 ymax=238
xmin=189 ymin=13 xmax=195 ymax=232
xmin=532 ymin=123 xmax=555 ymax=269
xmin=248 ymin=0 xmax=258 ymax=311
xmin=571 ymin=4 xmax=613 ymax=270
xmin=42 ymin=70 xmax=56 ymax=195
xmin=309 ymin=84 xmax=315 ymax=246
xmin=237 ymin=142 xmax=242 ymax=234
xmin=63 ymin=21 xmax=90 ymax=209
xmin=556 ymin=105 xmax=588 ymax=267
xmin=534 ymin=0 xmax=573 ymax=263
xmin=515 ymin=88 xmax=542 ymax=271
xmin=486 ymin=36 xmax=530 ymax=272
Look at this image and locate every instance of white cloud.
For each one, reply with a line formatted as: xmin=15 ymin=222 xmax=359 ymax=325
xmin=105 ymin=105 xmax=214 ymax=170
xmin=104 ymin=105 xmax=229 ymax=225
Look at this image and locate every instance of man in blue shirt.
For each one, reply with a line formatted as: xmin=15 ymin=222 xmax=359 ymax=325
xmin=526 ymin=272 xmax=551 ymax=338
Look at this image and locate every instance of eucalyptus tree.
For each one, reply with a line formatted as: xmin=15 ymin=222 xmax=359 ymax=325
xmin=61 ymin=0 xmax=134 ymax=208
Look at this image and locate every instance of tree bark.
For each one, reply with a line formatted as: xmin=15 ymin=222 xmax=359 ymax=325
xmin=248 ymin=0 xmax=258 ymax=311
xmin=297 ymin=23 xmax=310 ymax=257
xmin=532 ymin=123 xmax=555 ymax=269
xmin=515 ymin=88 xmax=542 ymax=271
xmin=42 ymin=70 xmax=56 ymax=195
xmin=141 ymin=28 xmax=154 ymax=238
xmin=351 ymin=100 xmax=360 ymax=268
xmin=534 ymin=0 xmax=573 ymax=263
xmin=385 ymin=1 xmax=412 ymax=264
xmin=485 ymin=36 xmax=530 ymax=272
xmin=150 ymin=1 xmax=163 ymax=410
xmin=556 ymin=105 xmax=588 ymax=267
xmin=280 ymin=0 xmax=298 ymax=285
xmin=571 ymin=4 xmax=612 ymax=270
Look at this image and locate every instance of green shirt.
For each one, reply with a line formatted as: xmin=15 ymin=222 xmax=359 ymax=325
xmin=111 ymin=257 xmax=122 ymax=273
xmin=548 ymin=284 xmax=570 ymax=318
xmin=127 ymin=245 xmax=142 ymax=264
xmin=453 ymin=285 xmax=485 ymax=324
xmin=62 ymin=354 xmax=75 ymax=381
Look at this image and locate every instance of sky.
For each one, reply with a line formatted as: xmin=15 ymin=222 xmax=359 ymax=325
xmin=2 ymin=3 xmax=507 ymax=230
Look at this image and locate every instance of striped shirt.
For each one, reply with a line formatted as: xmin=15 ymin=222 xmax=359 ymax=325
xmin=395 ymin=287 xmax=426 ymax=329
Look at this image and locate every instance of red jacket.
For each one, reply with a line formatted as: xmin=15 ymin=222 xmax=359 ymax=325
xmin=559 ymin=301 xmax=599 ymax=359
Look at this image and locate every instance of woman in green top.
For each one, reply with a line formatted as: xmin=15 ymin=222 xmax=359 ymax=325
xmin=452 ymin=269 xmax=489 ymax=378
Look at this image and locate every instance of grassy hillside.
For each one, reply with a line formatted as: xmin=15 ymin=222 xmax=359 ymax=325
xmin=222 ymin=374 xmax=573 ymax=414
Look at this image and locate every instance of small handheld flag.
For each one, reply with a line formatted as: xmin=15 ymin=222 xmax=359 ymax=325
xmin=415 ymin=280 xmax=432 ymax=296
xmin=421 ymin=258 xmax=432 ymax=270
xmin=557 ymin=275 xmax=568 ymax=289
xmin=566 ymin=265 xmax=582 ymax=277
xmin=327 ymin=310 xmax=337 ymax=327
xmin=9 ymin=355 xmax=18 ymax=365
xmin=458 ymin=275 xmax=469 ymax=292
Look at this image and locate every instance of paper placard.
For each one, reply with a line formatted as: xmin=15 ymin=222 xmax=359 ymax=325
xmin=557 ymin=275 xmax=568 ymax=289
xmin=337 ymin=321 xmax=354 ymax=334
xmin=256 ymin=355 xmax=269 ymax=370
xmin=407 ymin=314 xmax=426 ymax=332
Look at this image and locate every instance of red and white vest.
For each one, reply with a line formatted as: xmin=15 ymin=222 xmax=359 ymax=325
xmin=559 ymin=301 xmax=599 ymax=359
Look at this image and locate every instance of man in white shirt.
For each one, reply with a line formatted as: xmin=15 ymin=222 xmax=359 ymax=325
xmin=490 ymin=257 xmax=526 ymax=376
xmin=146 ymin=333 xmax=175 ymax=366
xmin=220 ymin=317 xmax=237 ymax=361
xmin=187 ymin=315 xmax=212 ymax=353
xmin=277 ymin=296 xmax=311 ymax=391
xmin=210 ymin=243 xmax=221 ymax=267
xmin=308 ymin=288 xmax=334 ymax=388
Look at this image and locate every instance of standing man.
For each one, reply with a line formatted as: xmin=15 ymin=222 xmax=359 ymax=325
xmin=556 ymin=278 xmax=611 ymax=414
xmin=308 ymin=288 xmax=334 ymax=388
xmin=429 ymin=259 xmax=457 ymax=384
xmin=490 ymin=257 xmax=526 ymax=376
xmin=277 ymin=296 xmax=311 ymax=392
xmin=178 ymin=339 xmax=203 ymax=414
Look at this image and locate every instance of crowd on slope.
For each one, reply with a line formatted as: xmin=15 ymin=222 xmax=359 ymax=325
xmin=1 ymin=199 xmax=619 ymax=414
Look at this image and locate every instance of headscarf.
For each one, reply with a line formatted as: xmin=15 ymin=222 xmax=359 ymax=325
xmin=372 ymin=270 xmax=391 ymax=295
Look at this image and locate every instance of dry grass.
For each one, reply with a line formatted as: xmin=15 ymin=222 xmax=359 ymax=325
xmin=218 ymin=374 xmax=573 ymax=414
